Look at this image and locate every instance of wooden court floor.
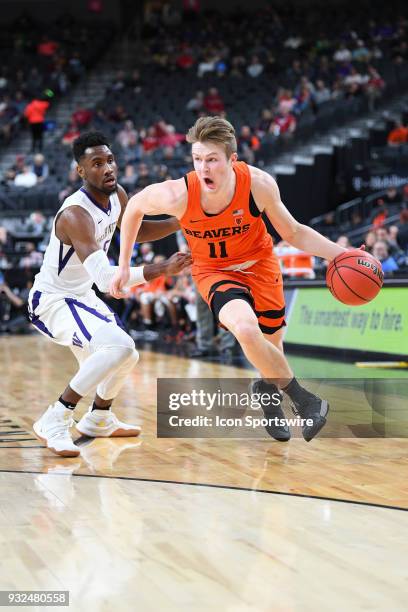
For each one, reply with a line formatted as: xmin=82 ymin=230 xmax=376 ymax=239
xmin=0 ymin=335 xmax=407 ymax=611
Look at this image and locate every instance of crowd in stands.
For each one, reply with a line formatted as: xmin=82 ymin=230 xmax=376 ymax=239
xmin=1 ymin=4 xmax=408 ymax=347
xmin=56 ymin=7 xmax=406 ymax=185
xmin=3 ymin=4 xmax=405 ymax=197
xmin=0 ymin=14 xmax=113 ymax=146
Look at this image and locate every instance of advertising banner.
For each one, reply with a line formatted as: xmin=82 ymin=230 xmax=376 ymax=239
xmin=284 ymin=288 xmax=408 ymax=355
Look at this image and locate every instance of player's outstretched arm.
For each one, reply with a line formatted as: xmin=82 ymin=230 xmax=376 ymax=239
xmin=143 ymin=252 xmax=192 ymax=282
xmin=136 ymin=218 xmax=180 ymax=243
xmin=111 ymin=182 xmax=174 ymax=297
xmin=116 ymin=184 xmax=180 ymax=242
xmin=251 ymin=168 xmax=347 ymax=261
xmin=57 ymin=206 xmax=186 ymax=296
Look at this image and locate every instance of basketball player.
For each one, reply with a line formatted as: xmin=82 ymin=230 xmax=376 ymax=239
xmin=29 ymin=131 xmax=191 ymax=457
xmin=110 ymin=117 xmax=347 ymax=442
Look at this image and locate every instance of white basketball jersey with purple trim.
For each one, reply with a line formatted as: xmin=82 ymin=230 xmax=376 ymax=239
xmin=33 ymin=187 xmax=121 ymax=296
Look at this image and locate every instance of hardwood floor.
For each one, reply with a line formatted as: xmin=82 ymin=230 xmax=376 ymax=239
xmin=0 ymin=335 xmax=407 ymax=611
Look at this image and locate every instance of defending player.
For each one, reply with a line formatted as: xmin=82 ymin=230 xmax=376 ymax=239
xmin=110 ymin=117 xmax=347 ymax=442
xmin=29 ymin=131 xmax=191 ymax=457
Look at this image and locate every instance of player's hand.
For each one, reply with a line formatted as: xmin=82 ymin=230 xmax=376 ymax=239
xmin=164 ymin=252 xmax=193 ymax=275
xmin=110 ymin=266 xmax=130 ymax=299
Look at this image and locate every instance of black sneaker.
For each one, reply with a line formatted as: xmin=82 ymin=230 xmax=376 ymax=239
xmin=250 ymin=379 xmax=291 ymax=442
xmin=290 ymin=392 xmax=329 ymax=442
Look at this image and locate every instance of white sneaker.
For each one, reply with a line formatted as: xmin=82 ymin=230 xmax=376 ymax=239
xmin=76 ymin=408 xmax=141 ymax=438
xmin=33 ymin=402 xmax=80 ymax=458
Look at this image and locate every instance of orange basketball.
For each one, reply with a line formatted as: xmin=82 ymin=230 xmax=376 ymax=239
xmin=326 ymin=249 xmax=384 ymax=306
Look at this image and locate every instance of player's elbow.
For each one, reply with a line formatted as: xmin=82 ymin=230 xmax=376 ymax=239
xmin=280 ymin=221 xmax=301 ymax=244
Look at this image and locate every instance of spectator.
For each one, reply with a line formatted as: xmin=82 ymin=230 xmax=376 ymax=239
xmin=176 ymin=45 xmax=195 ymax=71
xmin=58 ymin=168 xmax=81 ymax=203
xmin=135 ymin=162 xmax=154 ymax=189
xmin=237 ymin=125 xmax=260 ymax=164
xmin=116 ymin=120 xmax=139 ymax=150
xmin=186 ymin=91 xmax=204 ymax=113
xmin=270 ymin=108 xmax=297 ymax=138
xmin=398 ymin=209 xmax=408 ymax=250
xmin=294 ymin=84 xmax=313 ymax=115
xmin=120 ymin=163 xmax=137 ymax=190
xmin=3 ymin=154 xmax=26 ymax=185
xmin=14 ymin=165 xmax=37 ymax=188
xmin=336 ymin=235 xmax=350 ymax=248
xmin=377 ymin=187 xmax=401 ymax=207
xmin=72 ymin=107 xmax=93 ymax=127
xmin=344 ymin=67 xmax=368 ymax=97
xmin=0 ymin=278 xmax=31 ymax=334
xmin=125 ymin=69 xmax=143 ymax=94
xmin=108 ymin=104 xmax=129 ymax=123
xmin=387 ymin=120 xmax=408 ymax=146
xmin=352 ymin=40 xmax=371 ymax=63
xmin=365 ymin=65 xmax=385 ymax=110
xmin=61 ymin=122 xmax=81 ymax=146
xmin=387 ymin=225 xmax=406 ymax=264
xmin=203 ymin=88 xmax=225 ymax=115
xmin=333 ymin=43 xmax=352 ymax=63
xmin=364 ymin=230 xmax=377 ymax=253
xmin=31 ymin=153 xmax=49 ymax=183
xmin=91 ymin=107 xmax=110 ymax=131
xmin=277 ymin=88 xmax=296 ymax=114
xmin=24 ymin=95 xmax=50 ymax=152
xmin=313 ymin=80 xmax=331 ymax=105
xmin=230 ymin=55 xmax=246 ymax=78
xmin=372 ymin=240 xmax=399 ymax=273
xmin=109 ymin=70 xmax=126 ymax=92
xmin=142 ymin=126 xmax=159 ymax=154
xmin=197 ymin=53 xmax=216 ymax=78
xmin=402 ymin=184 xmax=408 ymax=207
xmin=139 ymin=242 xmax=155 ymax=263
xmin=26 ymin=211 xmax=46 ymax=235
xmin=19 ymin=242 xmax=43 ymax=268
xmin=37 ymin=36 xmax=59 ymax=57
xmin=0 ymin=227 xmax=12 ymax=268
xmin=247 ymin=56 xmax=264 ymax=78
xmin=257 ymin=108 xmax=273 ymax=137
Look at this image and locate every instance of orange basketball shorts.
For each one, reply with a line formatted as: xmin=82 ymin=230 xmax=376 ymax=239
xmin=193 ymin=257 xmax=285 ymax=335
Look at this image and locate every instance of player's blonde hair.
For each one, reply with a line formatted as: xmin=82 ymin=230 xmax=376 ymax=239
xmin=186 ymin=116 xmax=237 ymax=158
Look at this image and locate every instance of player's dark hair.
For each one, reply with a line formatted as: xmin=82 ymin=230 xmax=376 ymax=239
xmin=72 ymin=131 xmax=111 ymax=162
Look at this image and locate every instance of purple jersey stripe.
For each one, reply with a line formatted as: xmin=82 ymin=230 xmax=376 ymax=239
xmin=65 ymin=300 xmax=92 ymax=341
xmin=31 ymin=318 xmax=54 ymax=338
xmin=64 ymin=298 xmax=113 ymax=342
xmin=28 ymin=291 xmax=54 ymax=338
xmin=58 ymin=242 xmax=75 ymax=275
xmin=65 ymin=298 xmax=112 ymax=322
xmin=31 ymin=290 xmax=42 ymax=312
xmin=105 ymin=302 xmax=125 ymax=330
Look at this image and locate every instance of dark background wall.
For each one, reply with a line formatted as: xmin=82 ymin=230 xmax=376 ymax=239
xmin=0 ymin=0 xmax=121 ymax=24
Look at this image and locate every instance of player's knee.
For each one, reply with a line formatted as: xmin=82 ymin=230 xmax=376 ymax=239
xmin=230 ymin=319 xmax=260 ymax=345
xmin=90 ymin=324 xmax=137 ymax=365
xmin=126 ymin=347 xmax=140 ymax=369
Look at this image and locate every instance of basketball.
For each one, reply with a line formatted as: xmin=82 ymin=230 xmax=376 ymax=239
xmin=326 ymin=249 xmax=384 ymax=306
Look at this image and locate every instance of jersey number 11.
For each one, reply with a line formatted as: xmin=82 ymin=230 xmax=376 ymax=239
xmin=208 ymin=241 xmax=228 ymax=258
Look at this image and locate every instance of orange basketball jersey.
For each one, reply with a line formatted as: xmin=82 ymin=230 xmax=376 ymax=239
xmin=179 ymin=161 xmax=274 ymax=272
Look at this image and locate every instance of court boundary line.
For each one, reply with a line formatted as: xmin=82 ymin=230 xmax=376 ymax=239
xmin=0 ymin=468 xmax=406 ymax=512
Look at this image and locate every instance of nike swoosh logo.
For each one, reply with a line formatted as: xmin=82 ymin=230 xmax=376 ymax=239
xmin=97 ymin=219 xmax=103 ymax=224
